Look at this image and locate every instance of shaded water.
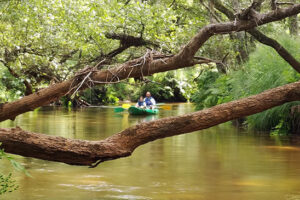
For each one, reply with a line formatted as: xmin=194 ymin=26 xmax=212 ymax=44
xmin=1 ymin=103 xmax=300 ymax=200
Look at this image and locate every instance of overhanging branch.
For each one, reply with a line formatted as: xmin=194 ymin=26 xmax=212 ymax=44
xmin=1 ymin=80 xmax=300 ymax=166
xmin=211 ymin=0 xmax=300 ymax=72
xmin=247 ymin=29 xmax=300 ymax=72
xmin=91 ymin=33 xmax=158 ymax=63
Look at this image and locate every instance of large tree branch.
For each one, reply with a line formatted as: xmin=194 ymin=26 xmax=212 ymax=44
xmin=1 ymin=80 xmax=300 ymax=166
xmin=210 ymin=0 xmax=235 ymax=20
xmin=91 ymin=33 xmax=158 ymax=63
xmin=0 ymin=4 xmax=300 ymax=122
xmin=247 ymin=29 xmax=300 ymax=72
xmin=211 ymin=0 xmax=300 ymax=72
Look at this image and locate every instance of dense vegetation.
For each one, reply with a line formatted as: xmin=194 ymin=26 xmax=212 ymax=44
xmin=192 ymin=35 xmax=300 ymax=133
xmin=0 ymin=0 xmax=206 ymax=104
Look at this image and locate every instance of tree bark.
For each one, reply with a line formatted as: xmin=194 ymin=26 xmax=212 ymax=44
xmin=1 ymin=80 xmax=300 ymax=166
xmin=1 ymin=4 xmax=300 ymax=122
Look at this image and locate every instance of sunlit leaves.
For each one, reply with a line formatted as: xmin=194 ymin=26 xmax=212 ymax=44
xmin=0 ymin=0 xmax=211 ymax=101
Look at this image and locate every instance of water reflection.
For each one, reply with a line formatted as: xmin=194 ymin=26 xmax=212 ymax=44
xmin=1 ymin=103 xmax=300 ymax=200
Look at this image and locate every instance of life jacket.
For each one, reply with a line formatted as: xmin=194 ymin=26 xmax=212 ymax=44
xmin=138 ymin=101 xmax=144 ymax=106
xmin=145 ymin=97 xmax=153 ymax=106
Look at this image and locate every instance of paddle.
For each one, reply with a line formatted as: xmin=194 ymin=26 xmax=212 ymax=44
xmin=114 ymin=104 xmax=131 ymax=112
xmin=158 ymin=104 xmax=172 ymax=110
xmin=114 ymin=107 xmax=126 ymax=112
xmin=114 ymin=103 xmax=172 ymax=112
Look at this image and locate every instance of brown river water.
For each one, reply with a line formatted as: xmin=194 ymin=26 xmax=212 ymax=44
xmin=1 ymin=103 xmax=300 ymax=200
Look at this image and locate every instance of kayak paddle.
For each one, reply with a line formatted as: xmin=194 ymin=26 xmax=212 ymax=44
xmin=114 ymin=103 xmax=171 ymax=112
xmin=114 ymin=104 xmax=131 ymax=112
xmin=158 ymin=104 xmax=172 ymax=110
xmin=114 ymin=107 xmax=125 ymax=112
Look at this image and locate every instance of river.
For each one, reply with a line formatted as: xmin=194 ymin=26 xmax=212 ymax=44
xmin=1 ymin=103 xmax=300 ymax=200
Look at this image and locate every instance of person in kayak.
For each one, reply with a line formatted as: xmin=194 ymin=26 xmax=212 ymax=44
xmin=135 ymin=96 xmax=146 ymax=108
xmin=144 ymin=91 xmax=156 ymax=109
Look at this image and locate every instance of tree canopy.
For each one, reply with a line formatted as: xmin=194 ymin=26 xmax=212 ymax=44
xmin=1 ymin=0 xmax=297 ymax=101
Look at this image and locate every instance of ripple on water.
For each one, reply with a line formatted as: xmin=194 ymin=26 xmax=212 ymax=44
xmin=58 ymin=183 xmax=141 ymax=193
xmin=105 ymin=195 xmax=151 ymax=200
xmin=285 ymin=193 xmax=300 ymax=200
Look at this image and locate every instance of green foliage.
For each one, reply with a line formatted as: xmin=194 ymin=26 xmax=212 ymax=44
xmin=81 ymin=86 xmax=120 ymax=105
xmin=192 ymin=35 xmax=300 ymax=133
xmin=0 ymin=66 xmax=25 ymax=102
xmin=230 ymin=36 xmax=300 ymax=132
xmin=248 ymin=102 xmax=300 ymax=132
xmin=0 ymin=144 xmax=26 ymax=196
xmin=135 ymin=82 xmax=175 ymax=102
xmin=229 ymin=37 xmax=300 ymax=99
xmin=132 ymin=70 xmax=195 ymax=102
xmin=0 ymin=0 xmax=243 ymax=103
xmin=0 ymin=143 xmax=31 ymax=196
xmin=191 ymin=69 xmax=233 ymax=110
xmin=0 ymin=173 xmax=18 ymax=195
xmin=192 ymin=70 xmax=220 ymax=110
xmin=2 ymin=154 xmax=29 ymax=176
xmin=78 ymin=69 xmax=198 ymax=104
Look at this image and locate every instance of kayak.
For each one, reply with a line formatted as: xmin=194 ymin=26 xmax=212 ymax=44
xmin=128 ymin=106 xmax=159 ymax=115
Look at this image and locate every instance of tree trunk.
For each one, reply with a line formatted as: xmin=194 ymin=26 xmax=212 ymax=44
xmin=1 ymin=80 xmax=300 ymax=166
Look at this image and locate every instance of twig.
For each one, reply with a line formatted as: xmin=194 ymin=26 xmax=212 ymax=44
xmin=70 ymin=71 xmax=93 ymax=98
